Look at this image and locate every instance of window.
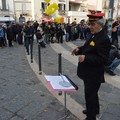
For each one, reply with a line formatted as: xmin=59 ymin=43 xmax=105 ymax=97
xmin=2 ymin=0 xmax=7 ymax=10
xmin=41 ymin=2 xmax=47 ymax=10
xmin=69 ymin=5 xmax=71 ymax=11
xmin=58 ymin=4 xmax=65 ymax=11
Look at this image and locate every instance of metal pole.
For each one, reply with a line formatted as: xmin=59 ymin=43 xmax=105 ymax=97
xmin=38 ymin=44 xmax=42 ymax=74
xmin=58 ymin=53 xmax=62 ymax=96
xmin=30 ymin=38 xmax=33 ymax=63
xmin=58 ymin=53 xmax=62 ymax=74
xmin=58 ymin=53 xmax=67 ymax=119
xmin=107 ymin=0 xmax=115 ymax=41
xmin=64 ymin=92 xmax=67 ymax=120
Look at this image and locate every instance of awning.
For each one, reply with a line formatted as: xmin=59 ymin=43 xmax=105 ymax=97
xmin=69 ymin=1 xmax=81 ymax=4
xmin=41 ymin=17 xmax=53 ymax=22
xmin=0 ymin=17 xmax=15 ymax=22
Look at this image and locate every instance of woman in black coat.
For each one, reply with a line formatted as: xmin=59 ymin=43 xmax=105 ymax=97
xmin=6 ymin=24 xmax=14 ymax=47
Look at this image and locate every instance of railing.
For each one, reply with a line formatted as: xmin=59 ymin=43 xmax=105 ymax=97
xmin=58 ymin=0 xmax=65 ymax=2
xmin=68 ymin=11 xmax=88 ymax=17
xmin=69 ymin=0 xmax=82 ymax=3
xmin=58 ymin=10 xmax=66 ymax=15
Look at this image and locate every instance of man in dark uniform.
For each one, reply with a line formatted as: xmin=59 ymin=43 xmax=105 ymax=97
xmin=72 ymin=13 xmax=111 ymax=120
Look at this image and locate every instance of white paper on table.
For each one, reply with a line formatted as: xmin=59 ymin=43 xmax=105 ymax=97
xmin=44 ymin=75 xmax=75 ymax=90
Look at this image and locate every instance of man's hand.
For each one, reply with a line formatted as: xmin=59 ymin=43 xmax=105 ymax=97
xmin=78 ymin=55 xmax=85 ymax=63
xmin=71 ymin=47 xmax=79 ymax=55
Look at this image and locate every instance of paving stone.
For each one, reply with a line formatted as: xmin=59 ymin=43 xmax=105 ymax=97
xmin=0 ymin=41 xmax=120 ymax=120
xmin=105 ymin=103 xmax=120 ymax=117
xmin=17 ymin=98 xmax=61 ymax=120
xmin=100 ymin=112 xmax=120 ymax=120
xmin=10 ymin=116 xmax=23 ymax=120
xmin=0 ymin=108 xmax=14 ymax=120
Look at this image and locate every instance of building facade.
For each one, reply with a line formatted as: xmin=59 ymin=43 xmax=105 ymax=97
xmin=14 ymin=0 xmax=32 ymax=22
xmin=102 ymin=0 xmax=119 ymax=20
xmin=1 ymin=0 xmax=120 ymax=23
xmin=0 ymin=0 xmax=14 ymax=17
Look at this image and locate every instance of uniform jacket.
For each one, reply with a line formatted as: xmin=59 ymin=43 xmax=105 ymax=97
xmin=76 ymin=29 xmax=111 ymax=83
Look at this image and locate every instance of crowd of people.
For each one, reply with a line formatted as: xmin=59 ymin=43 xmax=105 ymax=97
xmin=0 ymin=13 xmax=120 ymax=120
xmin=0 ymin=17 xmax=120 ymax=75
xmin=0 ymin=19 xmax=91 ymax=48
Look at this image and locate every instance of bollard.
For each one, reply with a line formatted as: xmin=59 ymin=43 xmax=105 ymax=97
xmin=58 ymin=53 xmax=62 ymax=96
xmin=38 ymin=44 xmax=42 ymax=74
xmin=58 ymin=53 xmax=68 ymax=119
xmin=30 ymin=38 xmax=33 ymax=63
xmin=58 ymin=53 xmax=62 ymax=74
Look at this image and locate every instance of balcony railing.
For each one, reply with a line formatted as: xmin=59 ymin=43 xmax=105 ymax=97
xmin=58 ymin=10 xmax=66 ymax=15
xmin=0 ymin=9 xmax=9 ymax=11
xmin=58 ymin=0 xmax=65 ymax=2
xmin=68 ymin=11 xmax=88 ymax=17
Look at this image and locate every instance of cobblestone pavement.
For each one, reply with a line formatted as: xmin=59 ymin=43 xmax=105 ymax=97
xmin=0 ymin=43 xmax=79 ymax=120
xmin=0 ymin=39 xmax=120 ymax=120
xmin=32 ymin=39 xmax=120 ymax=120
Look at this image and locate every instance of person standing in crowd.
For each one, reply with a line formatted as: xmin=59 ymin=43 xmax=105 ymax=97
xmin=44 ymin=22 xmax=51 ymax=44
xmin=56 ymin=24 xmax=64 ymax=43
xmin=65 ymin=23 xmax=71 ymax=42
xmin=71 ymin=21 xmax=78 ymax=41
xmin=6 ymin=23 xmax=14 ymax=47
xmin=17 ymin=23 xmax=23 ymax=45
xmin=33 ymin=21 xmax=39 ymax=33
xmin=105 ymin=44 xmax=120 ymax=76
xmin=2 ymin=23 xmax=7 ymax=46
xmin=36 ymin=29 xmax=46 ymax=48
xmin=49 ymin=24 xmax=56 ymax=43
xmin=12 ymin=22 xmax=18 ymax=42
xmin=0 ymin=23 xmax=5 ymax=48
xmin=23 ymin=21 xmax=34 ymax=55
xmin=79 ymin=20 xmax=86 ymax=40
xmin=72 ymin=13 xmax=111 ymax=120
xmin=112 ymin=15 xmax=120 ymax=49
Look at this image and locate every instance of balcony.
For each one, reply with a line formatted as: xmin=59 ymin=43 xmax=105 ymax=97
xmin=58 ymin=0 xmax=65 ymax=2
xmin=67 ymin=11 xmax=88 ymax=17
xmin=69 ymin=0 xmax=82 ymax=4
xmin=0 ymin=9 xmax=9 ymax=11
xmin=58 ymin=10 xmax=66 ymax=15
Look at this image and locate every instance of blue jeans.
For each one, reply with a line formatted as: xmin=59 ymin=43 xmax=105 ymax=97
xmin=25 ymin=37 xmax=30 ymax=54
xmin=109 ymin=59 xmax=120 ymax=71
xmin=66 ymin=32 xmax=69 ymax=42
xmin=0 ymin=37 xmax=4 ymax=46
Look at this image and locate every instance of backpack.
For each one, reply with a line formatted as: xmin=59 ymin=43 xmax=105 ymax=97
xmin=0 ymin=28 xmax=4 ymax=37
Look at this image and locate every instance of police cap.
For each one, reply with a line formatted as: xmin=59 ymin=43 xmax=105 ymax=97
xmin=87 ymin=13 xmax=105 ymax=21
